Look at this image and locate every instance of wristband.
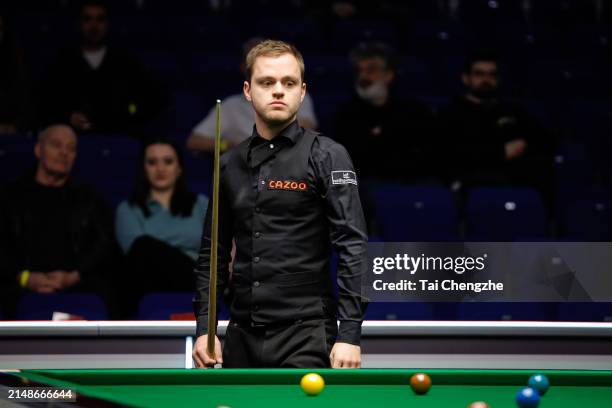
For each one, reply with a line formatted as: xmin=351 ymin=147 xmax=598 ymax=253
xmin=19 ymin=270 xmax=30 ymax=288
xmin=220 ymin=139 xmax=229 ymax=152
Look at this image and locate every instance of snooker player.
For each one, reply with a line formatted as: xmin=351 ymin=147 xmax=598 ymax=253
xmin=192 ymin=39 xmax=368 ymax=368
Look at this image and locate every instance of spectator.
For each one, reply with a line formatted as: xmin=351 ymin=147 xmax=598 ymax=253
xmin=332 ymin=42 xmax=436 ymax=182
xmin=436 ymin=50 xmax=554 ymax=194
xmin=0 ymin=13 xmax=29 ymax=134
xmin=37 ymin=0 xmax=166 ymax=135
xmin=186 ymin=38 xmax=318 ymax=153
xmin=115 ymin=137 xmax=208 ymax=315
xmin=0 ymin=124 xmax=113 ymax=318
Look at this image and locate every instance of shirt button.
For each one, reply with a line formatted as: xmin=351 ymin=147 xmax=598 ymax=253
xmin=253 ymin=256 xmax=260 ymax=263
xmin=254 ymin=207 xmax=261 ymax=213
xmin=254 ymin=232 xmax=261 ymax=238
xmin=253 ymin=281 xmax=260 ymax=287
xmin=269 ymin=144 xmax=274 ymax=149
xmin=260 ymin=180 xmax=265 ymax=185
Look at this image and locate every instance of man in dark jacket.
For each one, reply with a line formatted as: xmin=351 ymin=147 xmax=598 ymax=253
xmin=332 ymin=42 xmax=436 ymax=183
xmin=0 ymin=124 xmax=113 ymax=318
xmin=37 ymin=0 xmax=166 ymax=135
xmin=437 ymin=51 xmax=554 ymax=194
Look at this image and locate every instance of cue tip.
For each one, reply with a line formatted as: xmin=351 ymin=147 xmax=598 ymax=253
xmin=216 ymin=99 xmax=221 ymax=104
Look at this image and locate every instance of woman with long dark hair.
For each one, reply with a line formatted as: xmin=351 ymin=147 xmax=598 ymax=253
xmin=115 ymin=137 xmax=208 ymax=315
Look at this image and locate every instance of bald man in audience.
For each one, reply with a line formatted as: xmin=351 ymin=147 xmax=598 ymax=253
xmin=0 ymin=124 xmax=113 ymax=318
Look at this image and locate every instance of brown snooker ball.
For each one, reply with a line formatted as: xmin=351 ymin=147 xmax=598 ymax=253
xmin=409 ymin=373 xmax=432 ymax=395
xmin=467 ymin=402 xmax=491 ymax=408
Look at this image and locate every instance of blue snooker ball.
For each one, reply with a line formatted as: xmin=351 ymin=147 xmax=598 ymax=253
xmin=516 ymin=387 xmax=540 ymax=408
xmin=528 ymin=374 xmax=550 ymax=396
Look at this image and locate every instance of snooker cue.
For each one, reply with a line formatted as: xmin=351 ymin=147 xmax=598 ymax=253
xmin=207 ymin=99 xmax=221 ymax=362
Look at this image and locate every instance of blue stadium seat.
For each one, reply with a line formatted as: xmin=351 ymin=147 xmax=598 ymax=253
xmin=309 ymin=90 xmax=351 ymax=135
xmin=365 ymin=302 xmax=434 ymax=320
xmin=372 ymin=185 xmax=458 ymax=241
xmin=15 ymin=293 xmax=108 ymax=320
xmin=97 ymin=179 xmax=133 ymax=210
xmin=253 ymin=18 xmax=323 ymax=51
xmin=135 ymin=50 xmax=183 ymax=88
xmin=408 ymin=21 xmax=473 ymax=57
xmin=557 ymin=302 xmax=612 ymax=322
xmin=166 ymin=16 xmax=240 ymax=52
xmin=183 ymin=150 xmax=213 ymax=182
xmin=457 ymin=302 xmax=555 ymax=321
xmin=331 ymin=20 xmax=397 ymax=51
xmin=187 ymin=52 xmax=243 ymax=100
xmin=559 ymin=188 xmax=612 ymax=240
xmin=0 ymin=135 xmax=36 ymax=184
xmin=169 ymin=91 xmax=206 ymax=137
xmin=395 ymin=56 xmax=434 ymax=95
xmin=73 ymin=135 xmax=140 ymax=183
xmin=137 ymin=292 xmax=229 ymax=320
xmin=111 ymin=15 xmax=169 ymax=51
xmin=466 ymin=187 xmax=548 ymax=241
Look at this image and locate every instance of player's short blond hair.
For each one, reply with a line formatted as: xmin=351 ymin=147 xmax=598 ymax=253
xmin=245 ymin=39 xmax=305 ymax=82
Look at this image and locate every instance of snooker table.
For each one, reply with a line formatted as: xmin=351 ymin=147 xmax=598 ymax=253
xmin=5 ymin=368 xmax=612 ymax=408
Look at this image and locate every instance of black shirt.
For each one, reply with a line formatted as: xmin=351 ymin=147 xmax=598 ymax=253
xmin=27 ymin=183 xmax=77 ymax=272
xmin=0 ymin=173 xmax=113 ymax=287
xmin=437 ymin=95 xmax=553 ymax=184
xmin=193 ymin=121 xmax=368 ymax=345
xmin=332 ymin=95 xmax=435 ymax=182
xmin=37 ymin=46 xmax=166 ymax=133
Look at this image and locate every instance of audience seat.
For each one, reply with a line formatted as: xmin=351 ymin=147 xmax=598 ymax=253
xmin=557 ymin=302 xmax=612 ymax=322
xmin=15 ymin=293 xmax=108 ymax=320
xmin=365 ymin=302 xmax=434 ymax=320
xmin=373 ymin=184 xmax=459 ymax=241
xmin=457 ymin=301 xmax=556 ymax=321
xmin=466 ymin=187 xmax=548 ymax=241
xmin=137 ymin=292 xmax=229 ymax=320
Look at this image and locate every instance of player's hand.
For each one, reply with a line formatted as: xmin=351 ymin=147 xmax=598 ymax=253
xmin=192 ymin=334 xmax=223 ymax=368
xmin=505 ymin=139 xmax=527 ymax=160
xmin=330 ymin=342 xmax=361 ymax=368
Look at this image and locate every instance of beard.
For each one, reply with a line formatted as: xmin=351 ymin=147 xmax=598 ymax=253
xmin=471 ymin=86 xmax=498 ymax=100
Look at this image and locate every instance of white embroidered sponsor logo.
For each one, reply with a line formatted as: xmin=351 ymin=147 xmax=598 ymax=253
xmin=331 ymin=170 xmax=357 ymax=185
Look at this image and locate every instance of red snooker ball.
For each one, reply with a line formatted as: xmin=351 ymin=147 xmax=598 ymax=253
xmin=410 ymin=373 xmax=432 ymax=395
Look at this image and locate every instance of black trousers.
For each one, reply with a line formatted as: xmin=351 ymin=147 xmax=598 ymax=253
xmin=222 ymin=317 xmax=338 ymax=368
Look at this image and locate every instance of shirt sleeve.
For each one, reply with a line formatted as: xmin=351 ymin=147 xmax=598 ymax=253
xmin=114 ymin=201 xmax=144 ymax=254
xmin=192 ymin=166 xmax=234 ymax=338
xmin=314 ymin=139 xmax=369 ymax=345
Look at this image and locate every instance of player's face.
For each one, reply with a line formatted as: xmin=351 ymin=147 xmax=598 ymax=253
xmin=36 ymin=128 xmax=77 ymax=177
xmin=463 ymin=61 xmax=499 ymax=95
xmin=80 ymin=5 xmax=108 ymax=47
xmin=144 ymin=144 xmax=182 ymax=192
xmin=244 ymin=53 xmax=305 ymax=127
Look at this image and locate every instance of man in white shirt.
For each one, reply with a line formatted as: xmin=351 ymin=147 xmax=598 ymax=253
xmin=186 ymin=38 xmax=318 ymax=153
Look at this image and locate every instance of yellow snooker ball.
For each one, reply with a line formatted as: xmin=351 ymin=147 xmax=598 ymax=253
xmin=300 ymin=373 xmax=325 ymax=396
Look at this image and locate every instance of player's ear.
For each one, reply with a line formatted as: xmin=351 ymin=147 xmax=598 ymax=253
xmin=243 ymin=80 xmax=252 ymax=102
xmin=300 ymin=82 xmax=306 ymax=102
xmin=34 ymin=142 xmax=41 ymax=160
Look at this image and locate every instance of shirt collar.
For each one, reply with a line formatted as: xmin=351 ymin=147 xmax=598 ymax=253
xmin=248 ymin=119 xmax=301 ymax=149
xmin=246 ymin=120 xmax=302 ymax=168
